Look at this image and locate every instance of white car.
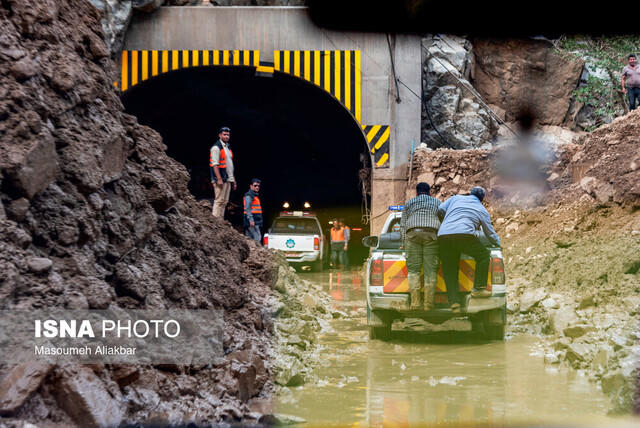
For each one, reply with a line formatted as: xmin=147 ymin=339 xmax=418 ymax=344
xmin=263 ymin=211 xmax=326 ymax=271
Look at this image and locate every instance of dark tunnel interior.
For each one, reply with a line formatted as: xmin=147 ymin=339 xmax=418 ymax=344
xmin=121 ymin=66 xmax=371 ymax=265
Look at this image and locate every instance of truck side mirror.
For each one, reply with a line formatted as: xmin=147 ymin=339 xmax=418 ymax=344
xmin=362 ymin=236 xmax=379 ymax=248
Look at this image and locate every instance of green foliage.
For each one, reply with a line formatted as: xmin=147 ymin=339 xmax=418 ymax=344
xmin=554 ymin=35 xmax=640 ymax=130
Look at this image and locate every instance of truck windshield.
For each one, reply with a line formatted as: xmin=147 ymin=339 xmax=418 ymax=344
xmin=271 ymin=217 xmax=320 ymax=234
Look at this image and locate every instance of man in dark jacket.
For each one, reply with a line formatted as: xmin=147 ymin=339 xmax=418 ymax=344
xmin=400 ymin=182 xmax=441 ymax=310
xmin=243 ymin=178 xmax=263 ymax=242
xmin=437 ymin=186 xmax=501 ymax=313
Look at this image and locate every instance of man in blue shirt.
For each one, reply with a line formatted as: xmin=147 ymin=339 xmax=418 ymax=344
xmin=437 ymin=186 xmax=500 ymax=312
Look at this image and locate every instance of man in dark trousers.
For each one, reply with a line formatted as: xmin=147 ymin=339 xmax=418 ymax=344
xmin=400 ymin=182 xmax=441 ymax=310
xmin=243 ymin=178 xmax=263 ymax=242
xmin=437 ymin=186 xmax=501 ymax=313
xmin=622 ymin=54 xmax=640 ymax=111
xmin=210 ymin=126 xmax=236 ymax=218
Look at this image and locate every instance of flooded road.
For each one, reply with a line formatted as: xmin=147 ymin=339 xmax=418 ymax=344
xmin=275 ymin=270 xmax=635 ymax=427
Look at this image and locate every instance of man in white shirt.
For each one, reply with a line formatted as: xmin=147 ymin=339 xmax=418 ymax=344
xmin=209 ymin=127 xmax=236 ymax=218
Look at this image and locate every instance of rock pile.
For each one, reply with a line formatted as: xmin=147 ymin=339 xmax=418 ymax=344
xmin=0 ymin=1 xmax=283 ymax=425
xmin=421 ymin=35 xmax=498 ymax=149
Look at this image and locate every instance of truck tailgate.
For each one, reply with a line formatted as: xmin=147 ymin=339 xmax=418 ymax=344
xmin=382 ymin=257 xmax=492 ymax=294
xmin=269 ymin=234 xmax=316 ymax=253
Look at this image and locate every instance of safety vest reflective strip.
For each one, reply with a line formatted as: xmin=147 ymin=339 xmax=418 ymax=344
xmin=331 ymin=227 xmax=345 ymax=241
xmin=243 ymin=196 xmax=262 ymax=214
xmin=209 ymin=146 xmax=233 ymax=168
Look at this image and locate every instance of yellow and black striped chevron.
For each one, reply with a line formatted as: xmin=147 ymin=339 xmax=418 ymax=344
xmin=362 ymin=125 xmax=390 ymax=168
xmin=117 ymin=50 xmax=260 ymax=91
xmin=273 ymin=50 xmax=361 ymax=123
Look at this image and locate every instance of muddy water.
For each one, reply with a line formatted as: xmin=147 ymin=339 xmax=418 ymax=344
xmin=276 ymin=270 xmax=636 ymax=427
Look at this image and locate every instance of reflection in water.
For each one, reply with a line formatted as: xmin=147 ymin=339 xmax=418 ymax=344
xmin=277 ymin=272 xmax=637 ymax=426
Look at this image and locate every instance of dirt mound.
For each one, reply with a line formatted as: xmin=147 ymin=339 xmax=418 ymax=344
xmin=410 ymin=111 xmax=640 ymax=413
xmin=0 ymin=0 xmax=278 ymax=425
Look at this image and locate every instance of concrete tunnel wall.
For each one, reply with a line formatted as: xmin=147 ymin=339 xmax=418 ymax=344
xmin=122 ymin=6 xmax=422 ymax=234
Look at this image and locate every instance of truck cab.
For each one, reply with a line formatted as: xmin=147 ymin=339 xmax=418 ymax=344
xmin=263 ymin=211 xmax=326 ymax=271
xmin=363 ymin=209 xmax=507 ymax=340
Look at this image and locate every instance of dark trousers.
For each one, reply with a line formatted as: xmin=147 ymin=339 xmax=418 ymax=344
xmin=437 ymin=234 xmax=490 ymax=306
xmin=628 ymin=87 xmax=640 ymax=110
xmin=331 ymin=242 xmax=345 ymax=267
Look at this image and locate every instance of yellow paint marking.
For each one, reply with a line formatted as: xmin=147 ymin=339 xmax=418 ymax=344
xmin=256 ymin=65 xmax=274 ymax=73
xmin=293 ymin=50 xmax=300 ymax=77
xmin=313 ymin=50 xmax=321 ymax=85
xmin=355 ymin=50 xmax=361 ymax=123
xmin=324 ymin=50 xmax=330 ymax=91
xmin=202 ymin=50 xmax=209 ymax=66
xmin=152 ymin=50 xmax=158 ymax=76
xmin=373 ymin=127 xmax=390 ymax=151
xmin=233 ymin=50 xmax=240 ymax=65
xmin=376 ymin=153 xmax=389 ymax=167
xmin=303 ymin=50 xmax=310 ymax=81
xmin=162 ymin=50 xmax=168 ymax=73
xmin=171 ymin=50 xmax=179 ymax=70
xmin=121 ymin=51 xmax=128 ymax=91
xmin=253 ymin=50 xmax=259 ymax=66
xmin=283 ymin=50 xmax=290 ymax=73
xmin=141 ymin=50 xmax=148 ymax=81
xmin=274 ymin=50 xmax=280 ymax=70
xmin=334 ymin=50 xmax=341 ymax=100
xmin=182 ymin=50 xmax=188 ymax=68
xmin=131 ymin=50 xmax=138 ymax=86
xmin=223 ymin=50 xmax=229 ymax=65
xmin=243 ymin=50 xmax=249 ymax=66
xmin=345 ymin=50 xmax=351 ymax=110
xmin=366 ymin=125 xmax=381 ymax=144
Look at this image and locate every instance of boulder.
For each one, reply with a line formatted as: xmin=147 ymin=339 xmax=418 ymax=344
xmin=27 ymin=257 xmax=53 ymax=274
xmin=88 ymin=0 xmax=133 ymax=55
xmin=55 ymin=367 xmax=124 ymax=427
xmin=0 ymin=363 xmax=53 ymax=415
xmin=519 ymin=288 xmax=547 ymax=312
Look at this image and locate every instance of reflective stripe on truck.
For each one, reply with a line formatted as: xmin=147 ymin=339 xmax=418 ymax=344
xmin=381 ymin=258 xmax=493 ymax=294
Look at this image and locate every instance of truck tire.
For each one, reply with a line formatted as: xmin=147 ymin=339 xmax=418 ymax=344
xmin=475 ymin=306 xmax=506 ymax=341
xmin=368 ymin=324 xmax=391 ymax=341
xmin=311 ymin=259 xmax=323 ymax=272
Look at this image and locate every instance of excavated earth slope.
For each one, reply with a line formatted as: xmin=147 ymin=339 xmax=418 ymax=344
xmin=0 ymin=0 xmax=284 ymax=426
xmin=409 ymin=110 xmax=640 ymax=413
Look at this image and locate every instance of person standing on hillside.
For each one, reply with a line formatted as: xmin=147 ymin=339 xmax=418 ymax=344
xmin=243 ymin=179 xmax=263 ymax=242
xmin=400 ymin=182 xmax=441 ymax=310
xmin=210 ymin=127 xmax=236 ymax=218
xmin=437 ymin=186 xmax=500 ymax=313
xmin=622 ymin=54 xmax=640 ymax=111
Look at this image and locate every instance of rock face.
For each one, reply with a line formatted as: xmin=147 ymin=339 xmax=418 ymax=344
xmin=0 ymin=0 xmax=280 ymax=425
xmin=471 ymin=38 xmax=584 ymax=127
xmin=422 ymin=35 xmax=498 ymax=149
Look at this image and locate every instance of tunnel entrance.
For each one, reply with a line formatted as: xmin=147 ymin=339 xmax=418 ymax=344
xmin=121 ymin=65 xmax=371 ymax=265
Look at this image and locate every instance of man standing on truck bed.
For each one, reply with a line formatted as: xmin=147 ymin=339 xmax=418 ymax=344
xmin=437 ymin=186 xmax=501 ymax=313
xmin=400 ymin=182 xmax=441 ymax=310
xmin=210 ymin=126 xmax=236 ymax=218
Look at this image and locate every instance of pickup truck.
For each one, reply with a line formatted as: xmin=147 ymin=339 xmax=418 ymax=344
xmin=363 ymin=210 xmax=507 ymax=340
xmin=263 ymin=211 xmax=326 ymax=271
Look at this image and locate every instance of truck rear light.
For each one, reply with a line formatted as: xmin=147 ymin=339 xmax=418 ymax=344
xmin=314 ymin=237 xmax=319 ymax=250
xmin=491 ymin=257 xmax=505 ymax=285
xmin=370 ymin=259 xmax=383 ymax=286
xmin=263 ymin=235 xmax=269 ymax=246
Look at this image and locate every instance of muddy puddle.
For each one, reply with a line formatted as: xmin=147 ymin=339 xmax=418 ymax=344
xmin=275 ymin=270 xmax=638 ymax=426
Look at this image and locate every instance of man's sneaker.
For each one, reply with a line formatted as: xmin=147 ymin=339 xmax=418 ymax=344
xmin=471 ymin=288 xmax=492 ymax=298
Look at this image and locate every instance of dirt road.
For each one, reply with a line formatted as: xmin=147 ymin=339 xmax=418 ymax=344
xmin=274 ymin=270 xmax=637 ymax=426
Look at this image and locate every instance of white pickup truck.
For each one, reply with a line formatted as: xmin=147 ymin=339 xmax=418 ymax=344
xmin=263 ymin=211 xmax=326 ymax=271
xmin=363 ymin=209 xmax=507 ymax=340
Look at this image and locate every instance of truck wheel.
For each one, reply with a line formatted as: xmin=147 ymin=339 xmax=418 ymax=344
xmin=368 ymin=325 xmax=391 ymax=341
xmin=311 ymin=259 xmax=323 ymax=272
xmin=475 ymin=306 xmax=506 ymax=341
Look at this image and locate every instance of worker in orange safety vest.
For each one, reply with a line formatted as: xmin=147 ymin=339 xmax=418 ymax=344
xmin=210 ymin=126 xmax=236 ymax=218
xmin=243 ymin=178 xmax=263 ymax=242
xmin=330 ymin=219 xmax=347 ymax=269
